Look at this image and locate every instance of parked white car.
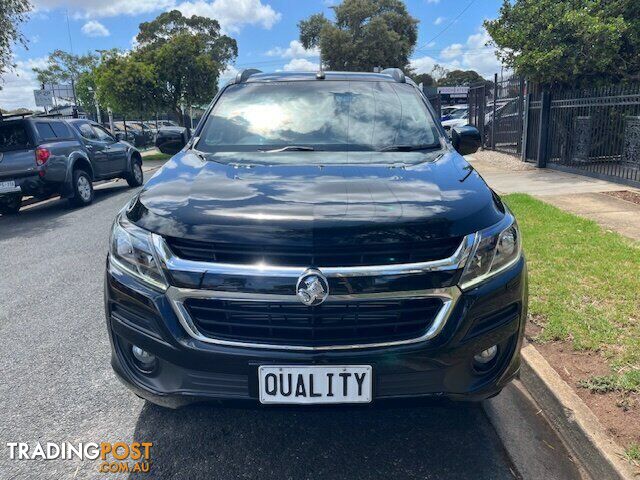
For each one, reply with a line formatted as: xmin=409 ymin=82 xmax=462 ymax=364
xmin=441 ymin=108 xmax=469 ymax=134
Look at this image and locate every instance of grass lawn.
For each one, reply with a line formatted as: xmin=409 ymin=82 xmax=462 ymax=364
xmin=503 ymin=194 xmax=640 ymax=392
xmin=142 ymin=153 xmax=171 ymax=162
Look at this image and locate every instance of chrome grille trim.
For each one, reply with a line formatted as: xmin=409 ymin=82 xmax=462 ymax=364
xmin=152 ymin=233 xmax=473 ymax=350
xmin=152 ymin=233 xmax=476 ymax=278
xmin=166 ymin=286 xmax=461 ymax=351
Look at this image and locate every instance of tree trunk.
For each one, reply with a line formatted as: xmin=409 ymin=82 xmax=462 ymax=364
xmin=174 ymin=107 xmax=185 ymax=126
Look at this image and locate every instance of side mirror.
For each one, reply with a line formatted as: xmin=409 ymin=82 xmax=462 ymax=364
xmin=451 ymin=125 xmax=482 ymax=156
xmin=155 ymin=127 xmax=191 ymax=155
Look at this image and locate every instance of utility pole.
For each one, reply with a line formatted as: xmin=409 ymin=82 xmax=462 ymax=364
xmin=89 ymin=87 xmax=101 ymax=123
xmin=65 ymin=9 xmax=78 ymax=107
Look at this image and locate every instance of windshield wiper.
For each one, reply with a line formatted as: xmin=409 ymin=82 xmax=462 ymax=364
xmin=259 ymin=145 xmax=315 ymax=152
xmin=378 ymin=144 xmax=440 ymax=152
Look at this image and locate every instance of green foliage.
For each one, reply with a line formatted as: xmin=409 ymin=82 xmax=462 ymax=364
xmin=134 ymin=10 xmax=237 ymax=124
xmin=625 ymin=444 xmax=640 ymax=463
xmin=32 ymin=49 xmax=98 ymax=86
xmin=578 ymin=371 xmax=640 ymax=394
xmin=94 ymin=53 xmax=161 ymax=117
xmin=485 ymin=0 xmax=640 ymax=86
xmin=75 ymin=71 xmax=97 ymax=112
xmin=411 ymin=72 xmax=435 ymax=87
xmin=0 ymin=0 xmax=31 ymax=80
xmin=503 ymin=193 xmax=640 ymax=380
xmin=299 ymin=0 xmax=418 ymax=72
xmin=141 ymin=153 xmax=171 ymax=162
xmin=438 ymin=69 xmax=486 ymax=87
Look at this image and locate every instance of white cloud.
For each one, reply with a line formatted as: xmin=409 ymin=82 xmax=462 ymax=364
xmin=410 ymin=55 xmax=438 ymax=75
xmin=425 ymin=41 xmax=436 ymax=48
xmin=283 ymin=58 xmax=318 ymax=72
xmin=425 ymin=0 xmax=440 ymax=3
xmin=33 ymin=0 xmax=280 ymax=34
xmin=174 ymin=0 xmax=281 ymax=33
xmin=219 ymin=64 xmax=239 ymax=84
xmin=440 ymin=43 xmax=462 ymax=60
xmin=410 ymin=27 xmax=501 ymax=79
xmin=266 ymin=40 xmax=319 ymax=59
xmin=0 ymin=57 xmax=49 ymax=111
xmin=81 ymin=20 xmax=110 ymax=37
xmin=457 ymin=27 xmax=502 ymax=77
xmin=433 ymin=16 xmax=445 ymax=25
xmin=33 ymin=0 xmax=173 ymax=18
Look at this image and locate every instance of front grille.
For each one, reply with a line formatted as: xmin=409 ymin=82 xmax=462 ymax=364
xmin=165 ymin=237 xmax=462 ymax=267
xmin=183 ymin=298 xmax=444 ymax=347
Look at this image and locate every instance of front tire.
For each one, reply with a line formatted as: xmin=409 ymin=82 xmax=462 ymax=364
xmin=126 ymin=159 xmax=143 ymax=187
xmin=0 ymin=193 xmax=22 ymax=215
xmin=68 ymin=169 xmax=94 ymax=207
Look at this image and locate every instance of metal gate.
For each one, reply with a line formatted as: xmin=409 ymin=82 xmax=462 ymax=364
xmin=468 ymin=75 xmax=526 ymax=155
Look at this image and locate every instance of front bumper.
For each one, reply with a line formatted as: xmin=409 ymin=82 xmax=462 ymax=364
xmin=104 ymin=256 xmax=527 ymax=408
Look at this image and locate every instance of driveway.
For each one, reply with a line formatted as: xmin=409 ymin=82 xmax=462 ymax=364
xmin=0 ymin=174 xmax=579 ymax=479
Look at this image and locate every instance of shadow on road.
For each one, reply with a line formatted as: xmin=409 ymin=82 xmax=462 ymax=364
xmin=0 ymin=184 xmax=131 ymax=241
xmin=128 ymin=400 xmax=516 ymax=480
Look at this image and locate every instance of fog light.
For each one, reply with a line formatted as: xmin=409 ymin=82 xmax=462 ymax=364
xmin=474 ymin=345 xmax=498 ymax=365
xmin=131 ymin=345 xmax=156 ymax=372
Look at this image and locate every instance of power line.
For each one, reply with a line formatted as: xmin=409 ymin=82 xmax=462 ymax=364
xmin=414 ymin=0 xmax=478 ymax=54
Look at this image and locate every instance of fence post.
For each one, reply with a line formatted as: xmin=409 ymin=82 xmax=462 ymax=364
xmin=516 ymin=76 xmax=525 ymax=154
xmin=521 ymin=90 xmax=531 ymax=162
xmin=492 ymin=73 xmax=498 ymax=150
xmin=478 ymin=86 xmax=486 ymax=147
xmin=536 ymin=88 xmax=551 ymax=168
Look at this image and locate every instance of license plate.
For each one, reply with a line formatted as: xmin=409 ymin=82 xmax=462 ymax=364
xmin=0 ymin=180 xmax=16 ymax=193
xmin=259 ymin=365 xmax=372 ymax=404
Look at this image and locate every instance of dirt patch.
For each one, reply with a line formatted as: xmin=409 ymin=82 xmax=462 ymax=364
xmin=602 ymin=190 xmax=640 ymax=206
xmin=468 ymin=149 xmax=536 ymax=172
xmin=525 ymin=320 xmax=640 ymax=451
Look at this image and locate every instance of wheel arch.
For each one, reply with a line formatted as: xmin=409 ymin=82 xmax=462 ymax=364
xmin=69 ymin=154 xmax=94 ymax=180
xmin=127 ymin=148 xmax=143 ymax=171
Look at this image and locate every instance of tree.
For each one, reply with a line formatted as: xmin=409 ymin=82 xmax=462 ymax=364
xmin=1 ymin=0 xmax=31 ymax=120
xmin=32 ymin=50 xmax=98 ymax=105
xmin=94 ymin=53 xmax=161 ymax=118
xmin=411 ymin=72 xmax=435 ymax=87
xmin=437 ymin=69 xmax=487 ymax=87
xmin=134 ymin=10 xmax=237 ymax=125
xmin=429 ymin=64 xmax=448 ymax=83
xmin=485 ymin=0 xmax=640 ymax=86
xmin=0 ymin=0 xmax=31 ymax=78
xmin=299 ymin=0 xmax=418 ymax=72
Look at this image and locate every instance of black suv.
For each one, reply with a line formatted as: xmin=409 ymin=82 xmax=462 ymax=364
xmin=0 ymin=117 xmax=144 ymax=214
xmin=105 ymin=69 xmax=527 ymax=408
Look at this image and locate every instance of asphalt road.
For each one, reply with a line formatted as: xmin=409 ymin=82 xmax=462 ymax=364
xmin=0 ymin=174 xmax=578 ymax=480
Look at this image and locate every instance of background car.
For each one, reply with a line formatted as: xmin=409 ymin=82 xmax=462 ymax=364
xmin=0 ymin=117 xmax=144 ymax=214
xmin=441 ymin=107 xmax=470 ymax=134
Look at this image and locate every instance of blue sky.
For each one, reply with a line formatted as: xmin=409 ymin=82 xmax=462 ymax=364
xmin=1 ymin=0 xmax=505 ymax=110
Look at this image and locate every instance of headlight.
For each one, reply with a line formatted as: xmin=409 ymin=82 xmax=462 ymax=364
xmin=459 ymin=213 xmax=522 ymax=290
xmin=109 ymin=214 xmax=168 ymax=291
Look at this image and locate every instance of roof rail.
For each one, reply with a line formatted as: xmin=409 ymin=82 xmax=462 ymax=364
xmin=234 ymin=68 xmax=262 ymax=84
xmin=381 ymin=68 xmax=406 ymax=83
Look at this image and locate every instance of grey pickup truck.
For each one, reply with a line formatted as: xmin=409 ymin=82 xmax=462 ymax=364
xmin=0 ymin=117 xmax=144 ymax=214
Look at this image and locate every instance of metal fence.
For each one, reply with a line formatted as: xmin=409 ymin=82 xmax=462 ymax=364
xmin=468 ymin=74 xmax=525 ymax=155
xmin=525 ymin=84 xmax=640 ymax=185
xmin=468 ymin=74 xmax=640 ymax=187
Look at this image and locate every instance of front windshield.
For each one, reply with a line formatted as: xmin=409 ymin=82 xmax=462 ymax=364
xmin=196 ymin=81 xmax=441 ymax=152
